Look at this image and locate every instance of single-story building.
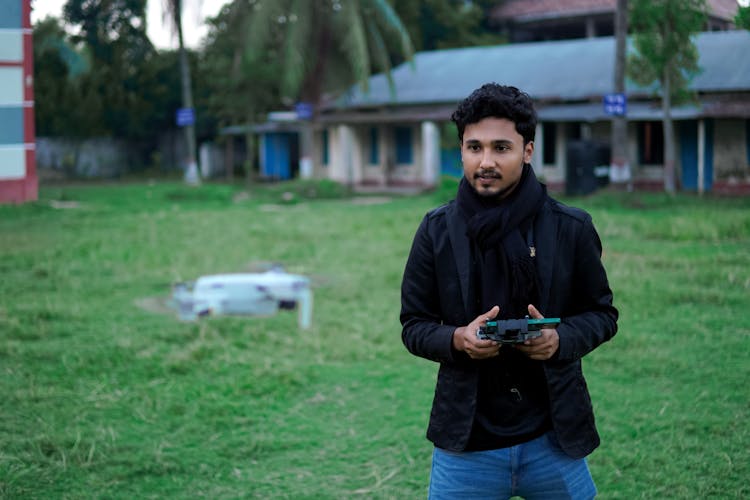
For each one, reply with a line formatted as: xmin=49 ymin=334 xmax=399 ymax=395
xmin=488 ymin=0 xmax=739 ymax=42
xmin=0 ymin=0 xmax=36 ymax=204
xmin=304 ymin=30 xmax=749 ymax=195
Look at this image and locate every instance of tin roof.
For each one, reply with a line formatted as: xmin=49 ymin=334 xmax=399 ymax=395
xmin=491 ymin=0 xmax=614 ymax=21
xmin=327 ymin=30 xmax=750 ymax=111
xmin=490 ymin=0 xmax=738 ymax=22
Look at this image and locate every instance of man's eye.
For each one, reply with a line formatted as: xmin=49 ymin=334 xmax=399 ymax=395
xmin=468 ymin=145 xmax=481 ymax=152
xmin=496 ymin=145 xmax=510 ymax=152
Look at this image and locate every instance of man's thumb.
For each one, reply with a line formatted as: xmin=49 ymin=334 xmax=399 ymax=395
xmin=527 ymin=304 xmax=544 ymax=319
xmin=486 ymin=305 xmax=500 ymax=320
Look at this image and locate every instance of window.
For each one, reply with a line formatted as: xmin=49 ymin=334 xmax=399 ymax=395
xmin=542 ymin=122 xmax=557 ymax=165
xmin=321 ymin=129 xmax=329 ymax=166
xmin=369 ymin=127 xmax=379 ymax=165
xmin=637 ymin=121 xmax=664 ymax=165
xmin=394 ymin=126 xmax=413 ymax=164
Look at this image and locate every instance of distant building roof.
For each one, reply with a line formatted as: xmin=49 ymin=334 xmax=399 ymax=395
xmin=490 ymin=0 xmax=738 ymax=23
xmin=325 ymin=30 xmax=750 ymax=115
xmin=492 ymin=0 xmax=613 ymax=22
xmin=707 ymin=0 xmax=742 ymax=20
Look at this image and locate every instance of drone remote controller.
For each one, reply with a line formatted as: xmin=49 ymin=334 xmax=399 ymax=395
xmin=477 ymin=317 xmax=561 ymax=344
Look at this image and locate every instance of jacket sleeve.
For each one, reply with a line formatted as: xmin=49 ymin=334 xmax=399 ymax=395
xmin=400 ymin=214 xmax=461 ymax=364
xmin=554 ymin=215 xmax=618 ymax=362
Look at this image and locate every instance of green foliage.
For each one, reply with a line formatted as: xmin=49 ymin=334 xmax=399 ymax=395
xmin=393 ymin=0 xmax=504 ymax=51
xmin=61 ymin=0 xmax=156 ymax=139
xmin=32 ymin=18 xmax=85 ymax=137
xmin=628 ymin=0 xmax=706 ymax=104
xmin=43 ymin=1 xmax=165 ymax=140
xmin=63 ymin=0 xmax=151 ymax=62
xmin=736 ymin=5 xmax=750 ymax=30
xmin=200 ymin=0 xmax=282 ymax=129
xmin=1 ymin=184 xmax=749 ymax=497
xmin=244 ymin=0 xmax=415 ymax=103
xmin=433 ymin=175 xmax=461 ymax=204
xmin=34 ymin=8 xmax=216 ymax=169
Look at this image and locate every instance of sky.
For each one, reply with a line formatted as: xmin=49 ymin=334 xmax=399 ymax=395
xmin=30 ymin=0 xmax=229 ymax=49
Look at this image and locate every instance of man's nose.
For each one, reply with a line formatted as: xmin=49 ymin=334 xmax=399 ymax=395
xmin=479 ymin=149 xmax=495 ymax=168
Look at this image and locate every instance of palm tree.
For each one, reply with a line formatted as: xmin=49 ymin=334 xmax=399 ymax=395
xmin=244 ymin=0 xmax=415 ymax=175
xmin=162 ymin=0 xmax=200 ymax=184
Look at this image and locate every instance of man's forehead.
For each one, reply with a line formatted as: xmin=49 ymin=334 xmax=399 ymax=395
xmin=463 ymin=138 xmax=514 ymax=143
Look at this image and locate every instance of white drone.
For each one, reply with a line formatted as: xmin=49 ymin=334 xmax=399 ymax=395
xmin=170 ymin=267 xmax=313 ymax=329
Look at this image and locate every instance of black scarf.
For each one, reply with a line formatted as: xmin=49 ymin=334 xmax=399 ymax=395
xmin=456 ymin=164 xmax=547 ymax=319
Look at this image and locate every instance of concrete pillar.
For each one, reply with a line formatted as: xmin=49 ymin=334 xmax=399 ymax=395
xmin=586 ymin=17 xmax=596 ymax=38
xmin=258 ymin=135 xmax=267 ymax=177
xmin=533 ymin=123 xmax=544 ymax=172
xmin=698 ymin=119 xmax=705 ymax=195
xmin=335 ymin=124 xmax=362 ymax=186
xmin=421 ymin=121 xmax=440 ymax=188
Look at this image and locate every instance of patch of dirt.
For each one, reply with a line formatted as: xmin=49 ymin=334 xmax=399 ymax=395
xmin=350 ymin=196 xmax=392 ymax=205
xmin=49 ymin=200 xmax=81 ymax=209
xmin=133 ymin=296 xmax=173 ymax=316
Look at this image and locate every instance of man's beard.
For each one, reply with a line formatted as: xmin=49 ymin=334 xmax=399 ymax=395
xmin=474 ymin=167 xmax=519 ymax=199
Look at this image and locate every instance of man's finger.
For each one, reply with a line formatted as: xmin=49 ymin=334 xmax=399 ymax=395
xmin=527 ymin=304 xmax=544 ymax=319
xmin=483 ymin=305 xmax=500 ymax=322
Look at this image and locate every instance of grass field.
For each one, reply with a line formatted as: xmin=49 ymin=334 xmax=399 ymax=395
xmin=1 ymin=179 xmax=749 ymax=499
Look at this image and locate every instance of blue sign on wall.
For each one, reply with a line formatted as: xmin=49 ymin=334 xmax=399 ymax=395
xmin=295 ymin=102 xmax=313 ymax=120
xmin=176 ymin=108 xmax=195 ymax=127
xmin=603 ymin=93 xmax=627 ymax=116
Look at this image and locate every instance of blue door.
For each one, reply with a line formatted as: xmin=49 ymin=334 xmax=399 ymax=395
xmin=262 ymin=132 xmax=298 ymax=180
xmin=440 ymin=147 xmax=462 ymax=177
xmin=679 ymin=120 xmax=713 ymax=191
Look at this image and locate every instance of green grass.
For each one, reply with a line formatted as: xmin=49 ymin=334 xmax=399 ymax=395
xmin=1 ymin=180 xmax=749 ymax=498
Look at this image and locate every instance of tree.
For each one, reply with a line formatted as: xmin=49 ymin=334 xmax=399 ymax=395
xmin=628 ymin=0 xmax=706 ymax=193
xmin=39 ymin=2 xmax=201 ymax=174
xmin=162 ymin=0 xmax=201 ymax=184
xmin=609 ymin=0 xmax=630 ymax=188
xmin=62 ymin=0 xmax=157 ymax=140
xmin=33 ymin=17 xmax=85 ymax=137
xmin=201 ymin=1 xmax=283 ymax=181
xmin=736 ymin=4 xmax=750 ymax=30
xmin=243 ymin=0 xmax=415 ymax=176
xmin=393 ymin=0 xmax=503 ymax=51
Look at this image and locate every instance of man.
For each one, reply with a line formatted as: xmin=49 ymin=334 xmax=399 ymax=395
xmin=400 ymin=83 xmax=618 ymax=499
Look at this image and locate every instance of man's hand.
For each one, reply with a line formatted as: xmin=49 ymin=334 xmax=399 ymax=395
xmin=514 ymin=304 xmax=559 ymax=360
xmin=452 ymin=306 xmax=501 ymax=359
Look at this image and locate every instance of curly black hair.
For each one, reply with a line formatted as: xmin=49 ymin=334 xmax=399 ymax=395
xmin=451 ymin=83 xmax=537 ymax=145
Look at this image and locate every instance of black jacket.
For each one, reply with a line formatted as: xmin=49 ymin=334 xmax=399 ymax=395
xmin=400 ymin=196 xmax=618 ymax=459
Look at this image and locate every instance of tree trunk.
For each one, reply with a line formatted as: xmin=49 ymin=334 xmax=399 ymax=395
xmin=610 ymin=0 xmax=631 ymax=189
xmin=296 ymin=12 xmax=332 ymax=181
xmin=661 ymin=68 xmax=676 ymax=193
xmin=176 ymin=13 xmax=200 ymax=185
xmin=225 ymin=134 xmax=234 ymax=181
xmin=245 ymin=110 xmax=255 ymax=187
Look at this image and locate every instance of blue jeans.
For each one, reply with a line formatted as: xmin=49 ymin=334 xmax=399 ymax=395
xmin=428 ymin=432 xmax=596 ymax=499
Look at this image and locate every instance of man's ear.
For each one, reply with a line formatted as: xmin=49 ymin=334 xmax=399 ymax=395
xmin=524 ymin=141 xmax=535 ymax=163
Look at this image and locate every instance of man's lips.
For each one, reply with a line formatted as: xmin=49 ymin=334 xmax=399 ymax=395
xmin=476 ymin=170 xmax=501 ymax=180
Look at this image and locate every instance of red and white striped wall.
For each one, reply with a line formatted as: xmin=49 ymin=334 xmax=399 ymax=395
xmin=0 ymin=0 xmax=36 ymax=203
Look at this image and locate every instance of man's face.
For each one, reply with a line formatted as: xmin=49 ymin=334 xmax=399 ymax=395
xmin=461 ymin=117 xmax=534 ymax=199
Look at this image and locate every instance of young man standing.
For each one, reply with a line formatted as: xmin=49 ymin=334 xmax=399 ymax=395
xmin=400 ymin=83 xmax=618 ymax=498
